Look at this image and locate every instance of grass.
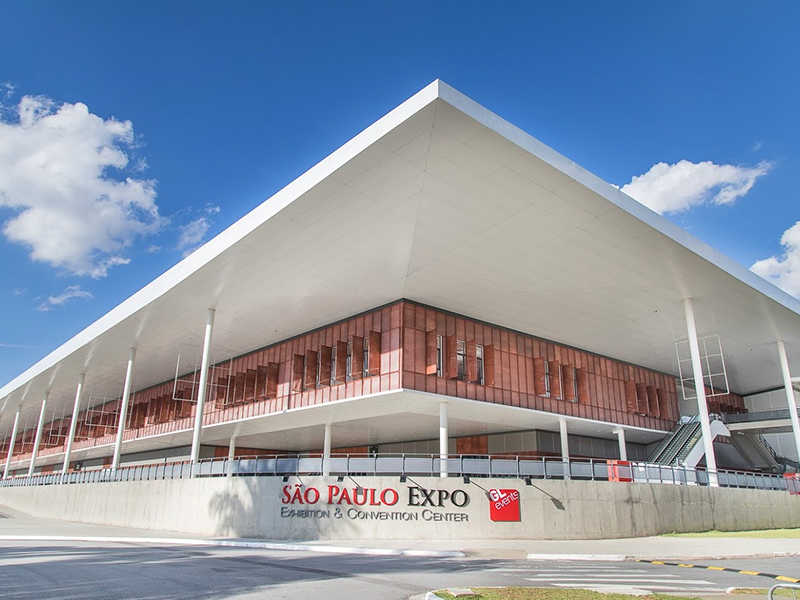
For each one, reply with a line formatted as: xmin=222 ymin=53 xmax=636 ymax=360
xmin=730 ymin=589 xmax=798 ymax=597
xmin=663 ymin=528 xmax=800 ymax=538
xmin=432 ymin=589 xmax=703 ymax=600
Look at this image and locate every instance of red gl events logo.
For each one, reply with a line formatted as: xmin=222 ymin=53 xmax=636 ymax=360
xmin=488 ymin=489 xmax=520 ymax=522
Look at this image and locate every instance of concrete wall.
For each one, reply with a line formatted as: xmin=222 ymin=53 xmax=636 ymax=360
xmin=1 ymin=476 xmax=799 ymax=540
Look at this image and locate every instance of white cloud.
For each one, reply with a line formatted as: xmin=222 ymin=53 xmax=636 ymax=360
xmin=0 ymin=95 xmax=163 ymax=277
xmin=752 ymin=221 xmax=800 ymax=298
xmin=177 ymin=217 xmax=211 ymax=257
xmin=619 ymin=160 xmax=772 ymax=215
xmin=176 ymin=204 xmax=220 ymax=257
xmin=37 ymin=284 xmax=93 ymax=311
xmin=1 ymin=82 xmax=15 ymax=100
xmin=0 ymin=342 xmax=39 ymax=349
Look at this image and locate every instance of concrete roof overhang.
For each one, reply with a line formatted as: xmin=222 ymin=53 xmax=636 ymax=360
xmin=3 ymin=80 xmax=800 ymax=433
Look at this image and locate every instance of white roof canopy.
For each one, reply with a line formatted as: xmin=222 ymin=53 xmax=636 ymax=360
xmin=3 ymin=80 xmax=800 ymax=432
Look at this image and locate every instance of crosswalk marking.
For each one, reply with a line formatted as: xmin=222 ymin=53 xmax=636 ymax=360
xmin=489 ymin=561 xmax=727 ymax=594
xmin=530 ymin=578 xmax=714 ymax=584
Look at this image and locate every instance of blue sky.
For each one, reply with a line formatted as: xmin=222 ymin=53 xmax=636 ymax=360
xmin=1 ymin=2 xmax=798 ymax=385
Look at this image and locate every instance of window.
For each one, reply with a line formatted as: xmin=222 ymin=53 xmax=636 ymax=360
xmin=362 ymin=336 xmax=369 ymax=378
xmin=456 ymin=340 xmax=466 ymax=381
xmin=544 ymin=360 xmax=551 ymax=397
xmin=476 ymin=345 xmax=484 ymax=385
xmin=436 ymin=335 xmax=443 ymax=377
xmin=346 ymin=341 xmax=352 ymax=381
xmin=330 ymin=346 xmax=336 ymax=386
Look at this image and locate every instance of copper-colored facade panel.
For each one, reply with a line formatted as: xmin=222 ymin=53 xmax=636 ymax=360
xmin=351 ymin=336 xmax=364 ymax=379
xmin=367 ymin=331 xmax=381 ymax=377
xmin=335 ymin=341 xmax=348 ymax=382
xmin=466 ymin=340 xmax=477 ymax=383
xmin=304 ymin=350 xmax=318 ymax=389
xmin=319 ymin=346 xmax=332 ymax=386
xmin=646 ymin=385 xmax=658 ymax=416
xmin=549 ymin=361 xmax=562 ymax=400
xmin=292 ymin=355 xmax=305 ymax=392
xmin=533 ymin=357 xmax=547 ymax=396
xmin=445 ymin=335 xmax=458 ymax=379
xmin=635 ymin=383 xmax=648 ymax=415
xmin=483 ymin=345 xmax=495 ymax=386
xmin=244 ymin=369 xmax=257 ymax=402
xmin=425 ymin=330 xmax=438 ymax=375
xmin=562 ymin=365 xmax=576 ymax=402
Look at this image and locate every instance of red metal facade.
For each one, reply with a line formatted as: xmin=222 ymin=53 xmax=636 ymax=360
xmin=1 ymin=300 xmax=747 ymax=465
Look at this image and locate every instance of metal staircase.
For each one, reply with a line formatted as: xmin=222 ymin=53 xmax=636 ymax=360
xmin=729 ymin=432 xmax=781 ymax=472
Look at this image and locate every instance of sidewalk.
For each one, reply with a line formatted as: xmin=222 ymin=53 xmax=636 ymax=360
xmin=0 ymin=505 xmax=797 ymax=561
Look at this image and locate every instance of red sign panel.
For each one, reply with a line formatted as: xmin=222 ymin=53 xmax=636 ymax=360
xmin=488 ymin=489 xmax=520 ymax=522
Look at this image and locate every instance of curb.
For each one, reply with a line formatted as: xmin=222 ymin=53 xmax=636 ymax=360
xmin=637 ymin=559 xmax=800 ymax=583
xmin=0 ymin=535 xmax=465 ymax=558
xmin=425 ymin=593 xmax=446 ymax=600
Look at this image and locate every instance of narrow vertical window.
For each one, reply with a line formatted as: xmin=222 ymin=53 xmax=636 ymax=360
xmin=436 ymin=335 xmax=443 ymax=377
xmin=363 ymin=336 xmax=369 ymax=378
xmin=544 ymin=360 xmax=551 ymax=397
xmin=476 ymin=345 xmax=484 ymax=385
xmin=330 ymin=346 xmax=336 ymax=386
xmin=346 ymin=341 xmax=352 ymax=381
xmin=571 ymin=368 xmax=578 ymax=402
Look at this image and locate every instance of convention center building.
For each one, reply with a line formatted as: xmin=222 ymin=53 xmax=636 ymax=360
xmin=0 ymin=81 xmax=799 ymax=540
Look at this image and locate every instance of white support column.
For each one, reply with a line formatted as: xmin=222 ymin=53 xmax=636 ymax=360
xmin=439 ymin=402 xmax=449 ymax=478
xmin=613 ymin=428 xmax=628 ymax=461
xmin=190 ymin=309 xmax=216 ymax=465
xmin=777 ymin=340 xmax=800 ymax=464
xmin=322 ymin=423 xmax=332 ymax=477
xmin=28 ymin=393 xmax=48 ymax=477
xmin=112 ymin=349 xmax=136 ymax=471
xmin=683 ymin=298 xmax=718 ymax=487
xmin=62 ymin=373 xmax=85 ymax=475
xmin=3 ymin=407 xmax=21 ymax=479
xmin=559 ymin=418 xmax=570 ymax=479
xmin=226 ymin=436 xmax=237 ymax=478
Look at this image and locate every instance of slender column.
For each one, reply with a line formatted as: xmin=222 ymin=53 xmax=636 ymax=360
xmin=28 ymin=393 xmax=48 ymax=477
xmin=777 ymin=341 xmax=800 ymax=463
xmin=613 ymin=428 xmax=628 ymax=461
xmin=62 ymin=373 xmax=86 ymax=474
xmin=112 ymin=349 xmax=136 ymax=471
xmin=683 ymin=298 xmax=718 ymax=487
xmin=559 ymin=418 xmax=570 ymax=479
xmin=3 ymin=407 xmax=21 ymax=479
xmin=439 ymin=402 xmax=448 ymax=478
xmin=190 ymin=309 xmax=216 ymax=464
xmin=322 ymin=423 xmax=332 ymax=477
xmin=226 ymin=436 xmax=237 ymax=478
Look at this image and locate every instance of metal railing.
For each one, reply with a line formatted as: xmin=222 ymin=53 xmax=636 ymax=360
xmin=769 ymin=583 xmax=800 ymax=599
xmin=725 ymin=409 xmax=791 ymax=424
xmin=1 ymin=454 xmax=798 ymax=493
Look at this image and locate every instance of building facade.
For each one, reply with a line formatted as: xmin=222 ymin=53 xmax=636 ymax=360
xmin=0 ymin=80 xmax=798 ymax=489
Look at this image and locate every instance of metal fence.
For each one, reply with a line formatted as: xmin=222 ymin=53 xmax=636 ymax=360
xmin=2 ymin=454 xmax=799 ymax=493
xmin=724 ymin=409 xmax=791 ymax=424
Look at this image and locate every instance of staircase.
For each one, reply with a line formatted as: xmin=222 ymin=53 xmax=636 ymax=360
xmin=729 ymin=432 xmax=780 ymax=471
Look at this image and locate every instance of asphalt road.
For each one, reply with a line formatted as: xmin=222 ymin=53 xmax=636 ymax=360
xmin=0 ymin=540 xmax=799 ymax=599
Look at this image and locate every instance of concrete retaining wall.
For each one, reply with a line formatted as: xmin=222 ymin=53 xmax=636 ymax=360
xmin=0 ymin=476 xmax=798 ymax=540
